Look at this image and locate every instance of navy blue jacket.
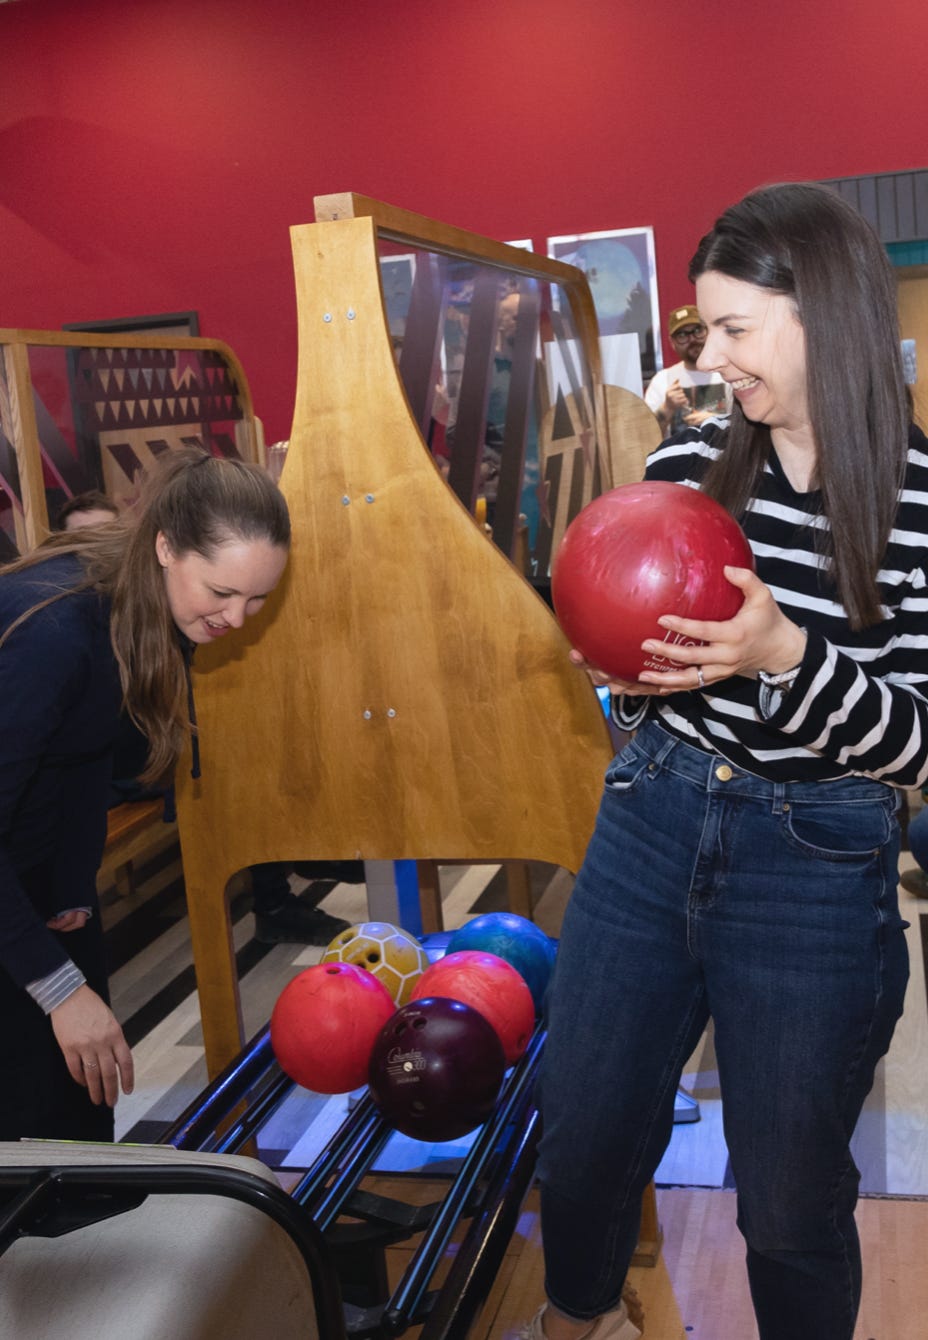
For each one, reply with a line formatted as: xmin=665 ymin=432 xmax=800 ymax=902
xmin=0 ymin=554 xmax=121 ymax=989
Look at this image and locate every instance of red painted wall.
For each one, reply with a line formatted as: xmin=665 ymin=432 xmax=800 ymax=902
xmin=2 ymin=0 xmax=927 ymax=441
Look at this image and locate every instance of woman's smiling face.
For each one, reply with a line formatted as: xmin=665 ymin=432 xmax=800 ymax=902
xmin=156 ymin=531 xmax=288 ymax=643
xmin=695 ymin=270 xmax=810 ymax=440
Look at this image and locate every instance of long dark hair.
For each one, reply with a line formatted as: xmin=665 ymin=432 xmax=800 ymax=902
xmin=689 ymin=181 xmax=908 ymax=629
xmin=2 ymin=450 xmax=290 ymax=780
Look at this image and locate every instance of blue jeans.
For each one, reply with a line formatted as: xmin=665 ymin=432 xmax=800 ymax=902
xmin=537 ymin=720 xmax=908 ymax=1340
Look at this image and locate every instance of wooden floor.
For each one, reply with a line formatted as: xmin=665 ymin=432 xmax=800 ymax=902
xmin=652 ymin=1188 xmax=928 ymax=1340
xmin=98 ymin=802 xmax=928 ymax=1338
xmin=477 ymin=1187 xmax=688 ymax=1340
xmin=370 ymin=1183 xmax=928 ymax=1339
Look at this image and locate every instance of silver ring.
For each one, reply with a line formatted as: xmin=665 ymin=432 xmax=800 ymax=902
xmin=696 ymin=666 xmax=706 ymax=689
xmin=82 ymin=1060 xmax=99 ymax=1070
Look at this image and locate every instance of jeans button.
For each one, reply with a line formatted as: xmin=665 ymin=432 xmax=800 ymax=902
xmin=715 ymin=764 xmax=733 ymax=781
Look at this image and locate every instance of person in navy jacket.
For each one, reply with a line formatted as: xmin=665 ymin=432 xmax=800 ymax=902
xmin=0 ymin=450 xmax=289 ymax=1140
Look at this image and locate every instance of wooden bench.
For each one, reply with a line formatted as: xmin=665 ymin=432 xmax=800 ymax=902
xmin=98 ymin=798 xmax=176 ymax=897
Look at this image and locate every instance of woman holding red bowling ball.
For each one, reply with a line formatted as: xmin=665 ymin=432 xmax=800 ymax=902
xmin=529 ymin=183 xmax=925 ymax=1340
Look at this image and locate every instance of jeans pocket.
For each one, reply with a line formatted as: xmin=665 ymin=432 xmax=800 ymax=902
xmin=780 ymin=797 xmax=894 ymax=862
xmin=604 ymin=740 xmax=652 ymax=794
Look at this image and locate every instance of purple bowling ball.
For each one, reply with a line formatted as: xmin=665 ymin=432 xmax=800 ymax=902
xmin=368 ymin=996 xmax=505 ymax=1142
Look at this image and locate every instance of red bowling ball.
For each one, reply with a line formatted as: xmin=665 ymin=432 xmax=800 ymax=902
xmin=551 ymin=481 xmax=755 ymax=683
xmin=368 ymin=996 xmax=506 ymax=1142
xmin=447 ymin=912 xmax=556 ymax=1016
xmin=270 ymin=961 xmax=395 ymax=1094
xmin=410 ymin=950 xmax=535 ymax=1065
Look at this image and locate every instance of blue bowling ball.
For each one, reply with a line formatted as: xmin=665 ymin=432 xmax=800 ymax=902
xmin=447 ymin=911 xmax=556 ymax=1015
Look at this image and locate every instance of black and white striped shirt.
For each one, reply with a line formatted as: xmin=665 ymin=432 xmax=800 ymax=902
xmin=615 ymin=419 xmax=928 ymax=788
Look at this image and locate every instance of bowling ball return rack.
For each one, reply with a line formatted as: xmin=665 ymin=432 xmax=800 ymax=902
xmin=157 ymin=1018 xmax=546 ymax=1339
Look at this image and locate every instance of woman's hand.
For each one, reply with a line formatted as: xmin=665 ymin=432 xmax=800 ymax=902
xmin=46 ymin=910 xmax=90 ymax=932
xmin=568 ymin=649 xmax=673 ymax=697
xmin=637 ymin=566 xmax=808 ymax=692
xmin=50 ymin=985 xmax=135 ymax=1108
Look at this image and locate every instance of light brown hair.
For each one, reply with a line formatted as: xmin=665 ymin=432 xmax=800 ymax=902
xmin=2 ymin=450 xmax=290 ymax=780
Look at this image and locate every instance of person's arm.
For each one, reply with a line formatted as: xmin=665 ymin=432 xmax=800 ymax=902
xmin=656 ymin=380 xmax=690 ymax=433
xmin=644 ymin=372 xmax=689 ymax=435
xmin=0 ymin=610 xmax=88 ymax=990
xmin=0 ymin=600 xmax=133 ymax=1104
xmin=681 ymin=408 xmax=721 ymax=428
xmin=637 ymin=565 xmax=928 ymax=789
xmin=753 ymin=623 xmax=928 ymax=788
xmin=50 ymin=984 xmax=134 ymax=1107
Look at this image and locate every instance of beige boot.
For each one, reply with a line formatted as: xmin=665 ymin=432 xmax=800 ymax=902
xmin=517 ymin=1293 xmax=643 ymax=1340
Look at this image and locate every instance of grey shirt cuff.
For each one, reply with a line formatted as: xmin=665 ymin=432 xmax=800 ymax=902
xmin=26 ymin=961 xmax=87 ymax=1014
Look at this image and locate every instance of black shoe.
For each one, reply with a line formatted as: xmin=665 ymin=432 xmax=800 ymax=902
xmin=900 ymin=867 xmax=928 ymax=898
xmin=254 ymin=900 xmax=351 ymax=946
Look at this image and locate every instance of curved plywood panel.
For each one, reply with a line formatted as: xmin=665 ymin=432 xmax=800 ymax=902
xmin=174 ymin=208 xmax=613 ymax=1073
xmin=535 ymin=384 xmax=661 ymax=567
xmin=603 ymin=384 xmax=663 ymax=487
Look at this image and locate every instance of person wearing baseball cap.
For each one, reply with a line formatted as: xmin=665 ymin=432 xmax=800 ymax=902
xmin=644 ymin=303 xmax=732 ymax=435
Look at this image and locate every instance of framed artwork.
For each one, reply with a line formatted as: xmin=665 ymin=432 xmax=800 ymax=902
xmin=47 ymin=308 xmax=248 ymax=517
xmin=546 ymin=227 xmax=662 ymax=380
xmin=62 ymin=310 xmax=200 ymax=338
xmin=378 ymin=256 xmax=416 ymax=344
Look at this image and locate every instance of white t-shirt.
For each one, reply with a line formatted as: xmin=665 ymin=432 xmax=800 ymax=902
xmin=644 ymin=362 xmax=731 ymax=432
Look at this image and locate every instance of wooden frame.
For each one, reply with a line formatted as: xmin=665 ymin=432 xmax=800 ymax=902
xmin=173 ymin=193 xmax=616 ymax=1076
xmin=317 ymin=192 xmax=604 ymax=386
xmin=547 ymin=225 xmax=662 ymax=382
xmin=62 ymin=310 xmax=201 ymax=337
xmin=319 ymin=195 xmax=614 ymax=578
xmin=0 ymin=327 xmax=258 ymax=552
